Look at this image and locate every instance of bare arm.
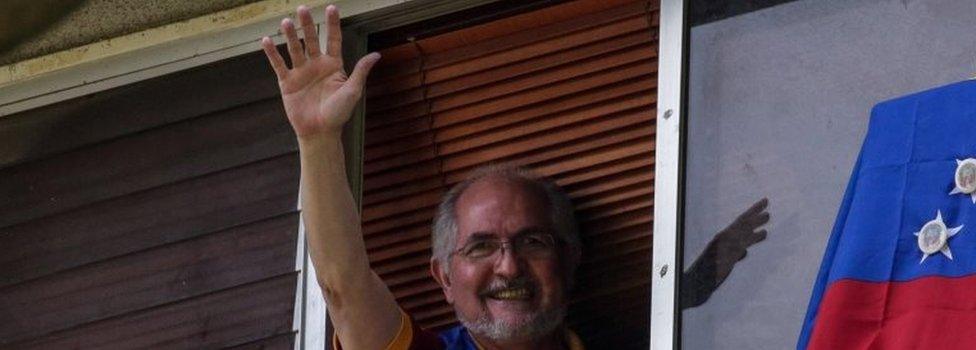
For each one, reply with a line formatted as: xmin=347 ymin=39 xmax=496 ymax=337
xmin=261 ymin=5 xmax=400 ymax=349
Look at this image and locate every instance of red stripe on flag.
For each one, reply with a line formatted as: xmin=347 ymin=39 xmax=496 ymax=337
xmin=808 ymin=275 xmax=976 ymax=349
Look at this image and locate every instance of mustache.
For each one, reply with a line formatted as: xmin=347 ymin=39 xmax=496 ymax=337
xmin=479 ymin=276 xmax=538 ymax=297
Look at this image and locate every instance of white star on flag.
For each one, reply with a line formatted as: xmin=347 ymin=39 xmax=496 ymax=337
xmin=950 ymin=159 xmax=976 ymax=203
xmin=914 ymin=210 xmax=963 ymax=264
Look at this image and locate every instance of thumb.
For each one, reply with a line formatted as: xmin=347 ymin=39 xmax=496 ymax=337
xmin=346 ymin=52 xmax=381 ymax=93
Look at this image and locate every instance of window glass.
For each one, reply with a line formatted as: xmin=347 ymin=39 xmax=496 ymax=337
xmin=681 ymin=1 xmax=976 ymax=349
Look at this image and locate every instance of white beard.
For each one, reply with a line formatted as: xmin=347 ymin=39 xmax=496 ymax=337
xmin=457 ymin=304 xmax=566 ymax=341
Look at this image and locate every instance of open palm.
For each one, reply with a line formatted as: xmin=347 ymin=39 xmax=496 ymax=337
xmin=261 ymin=5 xmax=379 ymax=138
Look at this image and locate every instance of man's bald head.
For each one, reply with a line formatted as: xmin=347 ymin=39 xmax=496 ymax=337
xmin=431 ymin=164 xmax=581 ymax=280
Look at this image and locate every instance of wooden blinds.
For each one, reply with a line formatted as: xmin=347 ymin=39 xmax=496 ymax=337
xmin=360 ymin=0 xmax=658 ymax=347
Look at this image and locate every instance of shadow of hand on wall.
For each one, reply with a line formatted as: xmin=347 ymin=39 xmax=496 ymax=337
xmin=681 ymin=197 xmax=770 ymax=309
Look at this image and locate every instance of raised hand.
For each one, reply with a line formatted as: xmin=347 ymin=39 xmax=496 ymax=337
xmin=682 ymin=197 xmax=770 ymax=309
xmin=260 ymin=6 xmax=402 ymax=349
xmin=261 ymin=5 xmax=380 ymax=139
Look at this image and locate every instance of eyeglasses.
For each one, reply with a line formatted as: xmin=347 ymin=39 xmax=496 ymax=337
xmin=454 ymin=232 xmax=559 ymax=262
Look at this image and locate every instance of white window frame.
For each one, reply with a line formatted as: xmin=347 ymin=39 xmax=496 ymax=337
xmin=651 ymin=0 xmax=686 ymax=349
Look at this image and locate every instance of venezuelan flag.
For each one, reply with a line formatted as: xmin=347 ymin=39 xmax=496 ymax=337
xmin=799 ymin=80 xmax=976 ymax=349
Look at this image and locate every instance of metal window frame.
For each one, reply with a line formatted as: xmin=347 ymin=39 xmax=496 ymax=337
xmin=651 ymin=0 xmax=686 ymax=349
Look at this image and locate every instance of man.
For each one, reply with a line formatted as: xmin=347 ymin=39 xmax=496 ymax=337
xmin=260 ymin=5 xmax=769 ymax=349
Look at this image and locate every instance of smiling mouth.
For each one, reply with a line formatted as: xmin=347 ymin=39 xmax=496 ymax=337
xmin=486 ymin=287 xmax=533 ymax=301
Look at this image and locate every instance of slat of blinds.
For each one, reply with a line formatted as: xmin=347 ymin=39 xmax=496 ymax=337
xmin=580 ymin=206 xmax=652 ymax=234
xmin=374 ymin=253 xmax=432 ymax=276
xmin=366 ymin=223 xmax=431 ymax=251
xmin=363 ymin=207 xmax=436 ymax=237
xmin=370 ymin=0 xmax=652 ymax=84
xmin=399 ymin=290 xmax=447 ymax=310
xmin=583 ymin=238 xmax=652 ymax=268
xmin=375 ymin=215 xmax=654 ymax=293
xmin=362 ymin=154 xmax=653 ymax=257
xmin=427 ymin=34 xmax=655 ymax=101
xmin=368 ymin=188 xmax=652 ymax=265
xmin=569 ymin=167 xmax=655 ymax=199
xmin=391 ymin=279 xmax=443 ymax=301
xmin=363 ymin=86 xmax=654 ymax=181
xmin=364 ymin=117 xmax=648 ymax=221
xmin=390 ymin=252 xmax=650 ymax=316
xmin=364 ymin=105 xmax=648 ymax=221
xmin=363 ymin=81 xmax=656 ymax=172
xmin=364 ymin=161 xmax=654 ymax=252
xmin=397 ymin=288 xmax=446 ymax=309
xmin=419 ymin=13 xmax=656 ymax=86
xmin=555 ymin=152 xmax=654 ymax=188
xmin=433 ymin=85 xmax=654 ymax=147
xmin=387 ymin=40 xmax=654 ymax=121
xmin=365 ymin=144 xmax=653 ymax=250
xmin=577 ymin=183 xmax=653 ymax=215
xmin=365 ymin=78 xmax=654 ymax=156
xmin=532 ymin=135 xmax=654 ymax=181
xmin=430 ymin=59 xmax=654 ymax=128
xmin=581 ymin=218 xmax=654 ymax=250
xmin=437 ymin=93 xmax=655 ymax=156
xmin=364 ymin=57 xmax=657 ymax=137
xmin=362 ymin=173 xmax=443 ymax=205
xmin=368 ymin=22 xmax=654 ymax=110
xmin=361 ymin=128 xmax=653 ymax=210
xmin=363 ymin=149 xmax=653 ymax=218
xmin=371 ymin=207 xmax=655 ymax=284
xmin=363 ymin=135 xmax=653 ymax=224
xmin=363 ymin=110 xmax=654 ymax=194
xmin=584 ymin=223 xmax=654 ymax=249
xmin=374 ymin=205 xmax=653 ymax=290
xmin=367 ymin=16 xmax=654 ymax=111
xmin=581 ymin=194 xmax=653 ymax=222
xmin=360 ymin=0 xmax=658 ymax=341
xmin=366 ymin=76 xmax=653 ymax=157
xmin=571 ymin=284 xmax=648 ymax=314
xmin=397 ymin=287 xmax=448 ymax=308
xmin=381 ymin=264 xmax=431 ymax=289
xmin=409 ymin=249 xmax=653 ymax=328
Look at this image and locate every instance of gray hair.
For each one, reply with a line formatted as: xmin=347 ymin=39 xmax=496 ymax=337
xmin=431 ymin=164 xmax=581 ymax=276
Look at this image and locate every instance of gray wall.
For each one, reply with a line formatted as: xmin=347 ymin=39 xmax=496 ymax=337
xmin=682 ymin=0 xmax=976 ymax=349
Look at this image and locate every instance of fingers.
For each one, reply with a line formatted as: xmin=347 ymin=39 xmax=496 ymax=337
xmin=297 ymin=5 xmax=321 ymax=57
xmin=743 ymin=211 xmax=771 ymax=229
xmin=736 ymin=249 xmax=748 ymax=262
xmin=734 ymin=197 xmax=770 ymax=229
xmin=745 ymin=229 xmax=767 ymax=247
xmin=261 ymin=37 xmax=288 ymax=80
xmin=740 ymin=197 xmax=769 ymax=219
xmin=346 ymin=53 xmax=382 ymax=93
xmin=325 ymin=5 xmax=342 ymax=57
xmin=281 ymin=18 xmax=306 ymax=68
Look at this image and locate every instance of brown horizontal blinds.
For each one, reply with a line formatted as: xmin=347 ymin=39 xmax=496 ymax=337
xmin=0 ymin=52 xmax=299 ymax=349
xmin=361 ymin=0 xmax=658 ymax=347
